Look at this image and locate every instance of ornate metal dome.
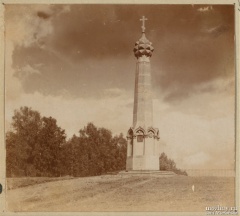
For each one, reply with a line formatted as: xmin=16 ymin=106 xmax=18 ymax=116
xmin=133 ymin=33 xmax=154 ymax=58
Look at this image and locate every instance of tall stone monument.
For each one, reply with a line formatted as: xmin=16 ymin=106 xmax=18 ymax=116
xmin=126 ymin=16 xmax=160 ymax=171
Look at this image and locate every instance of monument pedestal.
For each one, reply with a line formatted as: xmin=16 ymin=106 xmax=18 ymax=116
xmin=126 ymin=155 xmax=159 ymax=171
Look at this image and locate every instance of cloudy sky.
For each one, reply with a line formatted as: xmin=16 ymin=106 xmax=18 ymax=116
xmin=5 ymin=4 xmax=235 ymax=169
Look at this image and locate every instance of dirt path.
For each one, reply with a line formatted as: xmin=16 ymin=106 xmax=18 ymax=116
xmin=6 ymin=175 xmax=235 ymax=212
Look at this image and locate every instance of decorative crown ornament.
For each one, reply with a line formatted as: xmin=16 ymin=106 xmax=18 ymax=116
xmin=133 ymin=33 xmax=154 ymax=58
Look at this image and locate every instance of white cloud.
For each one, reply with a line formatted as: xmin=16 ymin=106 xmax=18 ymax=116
xmin=197 ymin=6 xmax=213 ymax=12
xmin=15 ymin=64 xmax=41 ymax=80
xmin=5 ymin=5 xmax=53 ymax=48
xmin=58 ymin=5 xmax=71 ymax=14
xmin=5 ymin=5 xmax=55 ymax=101
xmin=5 ymin=42 xmax=23 ymax=101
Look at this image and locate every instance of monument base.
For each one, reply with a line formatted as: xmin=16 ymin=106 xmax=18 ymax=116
xmin=118 ymin=170 xmax=176 ymax=177
xmin=126 ymin=155 xmax=159 ymax=171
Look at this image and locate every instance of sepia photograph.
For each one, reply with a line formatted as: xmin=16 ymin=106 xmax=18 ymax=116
xmin=1 ymin=1 xmax=239 ymax=214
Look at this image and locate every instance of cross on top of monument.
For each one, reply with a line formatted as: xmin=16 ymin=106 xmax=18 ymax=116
xmin=140 ymin=16 xmax=148 ymax=33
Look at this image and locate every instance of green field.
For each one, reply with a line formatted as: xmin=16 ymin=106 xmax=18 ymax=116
xmin=6 ymin=175 xmax=235 ymax=212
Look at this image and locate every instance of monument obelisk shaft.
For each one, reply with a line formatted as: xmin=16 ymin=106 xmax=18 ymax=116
xmin=133 ymin=49 xmax=153 ymax=128
xmin=126 ymin=16 xmax=160 ymax=171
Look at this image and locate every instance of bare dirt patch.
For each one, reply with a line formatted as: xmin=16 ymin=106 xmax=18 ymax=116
xmin=6 ymin=175 xmax=235 ymax=212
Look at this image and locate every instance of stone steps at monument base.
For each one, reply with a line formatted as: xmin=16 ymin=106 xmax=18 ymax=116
xmin=118 ymin=170 xmax=176 ymax=177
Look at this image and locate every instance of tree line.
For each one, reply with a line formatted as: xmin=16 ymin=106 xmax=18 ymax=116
xmin=6 ymin=106 xmax=127 ymax=177
xmin=6 ymin=106 xmax=187 ymax=177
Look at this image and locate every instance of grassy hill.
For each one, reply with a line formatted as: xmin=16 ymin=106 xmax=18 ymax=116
xmin=6 ymin=175 xmax=235 ymax=212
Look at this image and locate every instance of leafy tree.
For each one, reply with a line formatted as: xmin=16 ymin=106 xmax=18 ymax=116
xmin=34 ymin=117 xmax=66 ymax=177
xmin=6 ymin=107 xmax=66 ymax=177
xmin=60 ymin=123 xmax=127 ymax=177
xmin=6 ymin=131 xmax=25 ymax=177
xmin=6 ymin=107 xmax=42 ymax=176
